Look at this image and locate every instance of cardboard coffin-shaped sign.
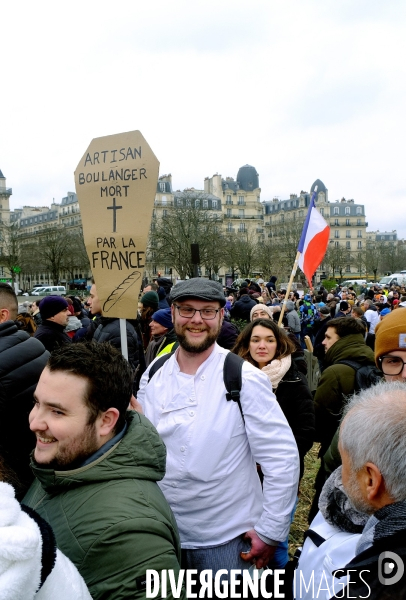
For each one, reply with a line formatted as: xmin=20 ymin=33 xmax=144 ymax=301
xmin=75 ymin=131 xmax=159 ymax=319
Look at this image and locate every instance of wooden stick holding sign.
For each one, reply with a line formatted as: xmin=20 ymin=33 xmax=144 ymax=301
xmin=75 ymin=131 xmax=159 ymax=359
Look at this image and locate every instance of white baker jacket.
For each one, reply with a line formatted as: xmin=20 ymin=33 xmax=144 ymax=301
xmin=138 ymin=343 xmax=299 ymax=548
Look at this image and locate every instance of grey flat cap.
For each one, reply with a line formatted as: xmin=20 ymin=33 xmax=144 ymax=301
xmin=170 ymin=278 xmax=226 ymax=306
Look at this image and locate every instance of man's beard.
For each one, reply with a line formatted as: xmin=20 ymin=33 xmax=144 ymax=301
xmin=343 ymin=469 xmax=374 ymax=515
xmin=36 ymin=422 xmax=100 ymax=471
xmin=175 ymin=321 xmax=221 ymax=354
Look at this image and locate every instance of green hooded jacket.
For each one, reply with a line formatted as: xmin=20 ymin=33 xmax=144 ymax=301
xmin=313 ymin=333 xmax=375 ymax=453
xmin=23 ymin=411 xmax=185 ymax=600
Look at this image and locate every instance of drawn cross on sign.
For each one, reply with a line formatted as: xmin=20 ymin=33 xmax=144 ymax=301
xmin=107 ymin=198 xmax=122 ymax=232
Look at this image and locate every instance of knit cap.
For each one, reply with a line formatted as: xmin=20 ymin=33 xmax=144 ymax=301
xmin=375 ymin=308 xmax=406 ymax=364
xmin=152 ymin=308 xmax=173 ymax=330
xmin=39 ymin=295 xmax=69 ymax=319
xmin=140 ymin=291 xmax=159 ymax=310
xmin=250 ymin=304 xmax=273 ymax=321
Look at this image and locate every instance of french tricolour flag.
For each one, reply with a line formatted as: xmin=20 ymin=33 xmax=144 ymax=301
xmin=297 ymin=190 xmax=330 ymax=284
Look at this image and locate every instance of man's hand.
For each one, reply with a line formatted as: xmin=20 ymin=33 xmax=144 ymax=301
xmin=128 ymin=395 xmax=143 ymax=413
xmin=240 ymin=529 xmax=276 ymax=569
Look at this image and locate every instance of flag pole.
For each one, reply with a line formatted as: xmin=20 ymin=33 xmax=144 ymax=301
xmin=278 ymin=250 xmax=301 ymax=327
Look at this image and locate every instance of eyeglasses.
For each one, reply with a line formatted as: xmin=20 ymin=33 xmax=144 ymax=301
xmin=173 ymin=304 xmax=220 ymax=320
xmin=378 ymin=355 xmax=406 ymax=375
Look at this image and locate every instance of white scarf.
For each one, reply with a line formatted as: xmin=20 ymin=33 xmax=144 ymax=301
xmin=261 ymin=354 xmax=292 ymax=389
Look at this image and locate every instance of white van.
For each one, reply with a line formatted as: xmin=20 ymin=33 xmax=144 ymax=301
xmin=32 ymin=286 xmax=67 ymax=296
xmin=379 ymin=274 xmax=406 ymax=287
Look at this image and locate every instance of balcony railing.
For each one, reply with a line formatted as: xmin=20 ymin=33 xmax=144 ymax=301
xmin=226 ymin=215 xmax=263 ymax=220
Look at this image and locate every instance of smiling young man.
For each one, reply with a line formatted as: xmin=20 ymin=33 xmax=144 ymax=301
xmin=138 ymin=278 xmax=299 ymax=579
xmin=22 ymin=342 xmax=184 ymax=600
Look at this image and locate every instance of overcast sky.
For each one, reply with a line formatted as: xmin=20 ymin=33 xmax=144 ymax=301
xmin=2 ymin=1 xmax=406 ymax=237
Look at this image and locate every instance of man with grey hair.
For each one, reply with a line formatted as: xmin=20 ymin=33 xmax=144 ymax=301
xmin=334 ymin=381 xmax=406 ymax=598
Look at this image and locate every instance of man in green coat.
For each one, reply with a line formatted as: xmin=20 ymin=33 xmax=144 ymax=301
xmin=308 ymin=317 xmax=376 ymax=523
xmin=23 ymin=342 xmax=185 ymax=600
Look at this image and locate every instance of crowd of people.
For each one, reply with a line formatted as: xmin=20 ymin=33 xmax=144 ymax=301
xmin=0 ymin=274 xmax=406 ymax=599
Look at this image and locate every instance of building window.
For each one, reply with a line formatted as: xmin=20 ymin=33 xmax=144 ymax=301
xmin=357 ymin=219 xmax=361 ymax=226
xmin=203 ymin=199 xmax=208 ymax=209
xmin=226 ymin=195 xmax=232 ymax=204
xmin=346 ymin=219 xmax=350 ymax=226
xmin=319 ymin=208 xmax=324 ymax=216
xmin=238 ymin=223 xmax=246 ymax=232
xmin=334 ymin=207 xmax=339 ymax=215
xmin=345 ymin=207 xmax=350 ymax=215
xmin=358 ymin=241 xmax=362 ymax=249
xmin=356 ymin=207 xmax=362 ymax=215
xmin=238 ymin=196 xmax=244 ymax=205
xmin=239 ymin=209 xmax=245 ymax=218
xmin=334 ymin=230 xmax=339 ymax=238
xmin=335 ymin=241 xmax=339 ymax=248
xmin=227 ymin=222 xmax=233 ymax=232
xmin=346 ymin=230 xmax=351 ymax=238
xmin=186 ymin=198 xmax=191 ymax=207
xmin=159 ymin=182 xmax=166 ymax=192
xmin=226 ymin=208 xmax=231 ymax=217
xmin=346 ymin=241 xmax=351 ymax=249
xmin=163 ymin=209 xmax=167 ymax=217
xmin=280 ymin=214 xmax=284 ymax=223
xmin=346 ymin=265 xmax=351 ymax=272
xmin=177 ymin=198 xmax=182 ymax=206
xmin=357 ymin=230 xmax=362 ymax=238
xmin=212 ymin=199 xmax=218 ymax=209
xmin=334 ymin=218 xmax=339 ymax=226
xmin=195 ymin=199 xmax=200 ymax=208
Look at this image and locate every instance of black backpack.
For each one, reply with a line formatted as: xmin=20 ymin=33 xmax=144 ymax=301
xmin=337 ymin=359 xmax=382 ymax=392
xmin=148 ymin=351 xmax=245 ymax=421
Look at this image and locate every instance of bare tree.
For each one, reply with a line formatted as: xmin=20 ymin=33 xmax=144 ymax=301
xmin=324 ymin=243 xmax=349 ymax=281
xmin=1 ymin=222 xmax=22 ymax=286
xmin=223 ymin=230 xmax=258 ymax=278
xmin=37 ymin=227 xmax=72 ymax=285
xmin=62 ymin=232 xmax=90 ymax=283
xmin=148 ymin=192 xmax=226 ymax=279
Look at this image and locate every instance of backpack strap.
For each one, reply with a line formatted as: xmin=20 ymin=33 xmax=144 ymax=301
xmin=336 ymin=359 xmax=361 ymax=371
xmin=148 ymin=350 xmax=245 ymax=422
xmin=148 ymin=352 xmax=174 ymax=382
xmin=223 ymin=353 xmax=245 ymax=422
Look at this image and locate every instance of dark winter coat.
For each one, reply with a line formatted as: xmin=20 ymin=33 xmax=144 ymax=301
xmin=217 ymin=319 xmax=240 ymax=350
xmin=274 ymin=362 xmax=315 ymax=480
xmin=313 ymin=333 xmax=375 ymax=453
xmin=33 ymin=320 xmax=71 ymax=353
xmin=230 ymin=295 xmax=257 ymax=322
xmin=93 ymin=317 xmax=141 ymax=371
xmin=23 ymin=412 xmax=185 ymax=600
xmin=312 ymin=316 xmax=332 ymax=360
xmin=330 ymin=509 xmax=406 ymax=600
xmin=0 ymin=321 xmax=49 ymax=495
xmin=266 ymin=276 xmax=277 ymax=293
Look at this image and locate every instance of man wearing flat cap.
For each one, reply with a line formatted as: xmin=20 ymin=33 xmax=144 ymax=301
xmin=34 ymin=295 xmax=71 ymax=353
xmin=138 ymin=278 xmax=299 ymax=578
